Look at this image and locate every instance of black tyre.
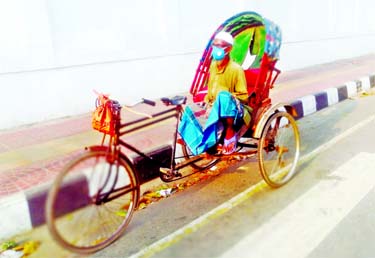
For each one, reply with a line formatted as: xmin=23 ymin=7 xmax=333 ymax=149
xmin=258 ymin=111 xmax=300 ymax=187
xmin=45 ymin=150 xmax=139 ymax=253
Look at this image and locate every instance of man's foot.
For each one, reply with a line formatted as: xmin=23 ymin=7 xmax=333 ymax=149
xmin=223 ymin=135 xmax=237 ymax=155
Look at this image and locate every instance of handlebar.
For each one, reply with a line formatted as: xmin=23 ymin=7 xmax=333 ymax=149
xmin=94 ymin=90 xmax=156 ymax=107
xmin=142 ymin=98 xmax=156 ymax=106
xmin=161 ymin=96 xmax=187 ymax=106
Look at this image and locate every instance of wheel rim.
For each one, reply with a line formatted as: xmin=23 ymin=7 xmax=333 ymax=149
xmin=46 ymin=151 xmax=138 ymax=253
xmin=258 ymin=112 xmax=300 ymax=187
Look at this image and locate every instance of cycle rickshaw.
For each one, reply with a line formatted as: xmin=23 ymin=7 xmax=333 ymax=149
xmin=45 ymin=11 xmax=300 ymax=254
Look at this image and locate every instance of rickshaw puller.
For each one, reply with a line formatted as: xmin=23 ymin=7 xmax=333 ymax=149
xmin=179 ymin=31 xmax=252 ymax=155
xmin=203 ymin=31 xmax=252 ymax=154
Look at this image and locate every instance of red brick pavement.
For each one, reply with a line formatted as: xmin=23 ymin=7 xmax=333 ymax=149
xmin=0 ymin=150 xmax=85 ymax=198
xmin=0 ymin=117 xmax=177 ymax=198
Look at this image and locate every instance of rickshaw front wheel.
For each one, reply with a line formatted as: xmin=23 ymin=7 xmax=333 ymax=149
xmin=45 ymin=150 xmax=139 ymax=254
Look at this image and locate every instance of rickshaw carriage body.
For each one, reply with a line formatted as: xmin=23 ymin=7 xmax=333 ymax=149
xmin=190 ymin=11 xmax=295 ymax=137
xmin=44 ymin=11 xmax=302 ymax=255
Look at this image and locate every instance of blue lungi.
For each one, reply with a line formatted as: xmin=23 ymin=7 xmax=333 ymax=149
xmin=178 ymin=91 xmax=243 ymax=155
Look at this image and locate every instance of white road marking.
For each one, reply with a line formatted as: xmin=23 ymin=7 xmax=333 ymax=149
xmin=220 ymin=152 xmax=375 ymax=258
xmin=130 ymin=114 xmax=375 ymax=258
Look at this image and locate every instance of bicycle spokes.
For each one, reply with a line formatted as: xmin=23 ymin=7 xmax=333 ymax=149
xmin=46 ymin=151 xmax=139 ymax=253
xmin=258 ymin=112 xmax=300 ymax=187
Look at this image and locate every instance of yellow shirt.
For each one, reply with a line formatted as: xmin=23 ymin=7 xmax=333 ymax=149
xmin=204 ymin=59 xmax=252 ymax=126
xmin=205 ymin=59 xmax=249 ymax=105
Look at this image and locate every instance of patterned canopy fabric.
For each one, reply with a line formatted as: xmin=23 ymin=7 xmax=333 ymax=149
xmin=264 ymin=18 xmax=282 ymax=59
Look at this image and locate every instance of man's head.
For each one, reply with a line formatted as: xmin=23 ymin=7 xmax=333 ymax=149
xmin=212 ymin=31 xmax=233 ymax=61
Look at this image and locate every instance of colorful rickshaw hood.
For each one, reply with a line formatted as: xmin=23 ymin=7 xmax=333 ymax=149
xmin=190 ymin=11 xmax=282 ymax=100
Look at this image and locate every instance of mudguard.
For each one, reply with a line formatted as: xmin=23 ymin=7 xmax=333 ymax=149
xmin=252 ymin=103 xmax=297 ymax=139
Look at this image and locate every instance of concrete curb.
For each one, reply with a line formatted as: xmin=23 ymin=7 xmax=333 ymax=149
xmin=291 ymin=75 xmax=375 ymax=119
xmin=1 ymin=74 xmax=374 ymax=240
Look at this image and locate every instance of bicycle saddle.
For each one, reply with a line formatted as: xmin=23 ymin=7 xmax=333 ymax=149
xmin=161 ymin=96 xmax=187 ymax=106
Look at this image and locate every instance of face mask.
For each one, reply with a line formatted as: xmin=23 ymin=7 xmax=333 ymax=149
xmin=212 ymin=46 xmax=226 ymax=61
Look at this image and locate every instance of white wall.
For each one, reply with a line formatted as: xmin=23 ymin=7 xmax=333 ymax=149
xmin=1 ymin=0 xmax=375 ymax=130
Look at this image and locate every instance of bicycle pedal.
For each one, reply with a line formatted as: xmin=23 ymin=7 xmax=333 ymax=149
xmin=159 ymin=167 xmax=170 ymax=174
xmin=174 ymin=172 xmax=182 ymax=177
xmin=160 ymin=167 xmax=182 ymax=178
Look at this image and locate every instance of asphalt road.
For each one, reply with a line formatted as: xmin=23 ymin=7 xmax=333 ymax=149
xmin=7 ymin=92 xmax=375 ymax=258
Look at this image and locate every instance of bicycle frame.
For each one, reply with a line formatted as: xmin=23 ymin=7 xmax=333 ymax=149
xmin=100 ymin=103 xmax=207 ymax=182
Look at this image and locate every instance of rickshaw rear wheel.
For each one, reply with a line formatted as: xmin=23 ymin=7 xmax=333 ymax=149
xmin=258 ymin=111 xmax=300 ymax=188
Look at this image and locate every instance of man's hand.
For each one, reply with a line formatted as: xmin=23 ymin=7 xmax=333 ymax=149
xmin=195 ymin=101 xmax=212 ymax=118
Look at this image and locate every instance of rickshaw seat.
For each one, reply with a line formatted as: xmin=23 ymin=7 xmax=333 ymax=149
xmin=245 ymin=54 xmax=278 ymax=105
xmin=193 ymin=89 xmax=208 ymax=103
xmin=244 ymin=68 xmax=260 ymax=95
